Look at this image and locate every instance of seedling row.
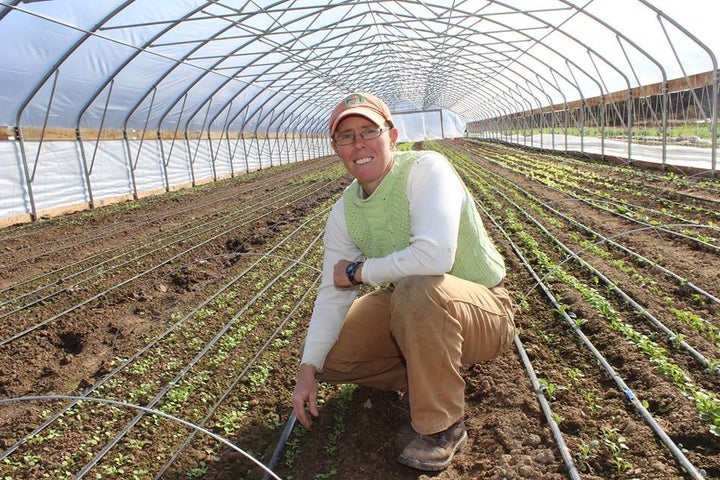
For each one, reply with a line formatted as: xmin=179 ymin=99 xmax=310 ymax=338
xmin=432 ymin=140 xmax=719 ymax=478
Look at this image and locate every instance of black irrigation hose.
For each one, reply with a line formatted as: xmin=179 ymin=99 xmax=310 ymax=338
xmin=443 ymin=149 xmax=708 ymax=477
xmin=513 ymin=229 xmax=705 ymax=479
xmin=674 ymin=189 xmax=720 ymax=207
xmin=262 ymin=412 xmax=297 ymax=480
xmin=454 ymin=146 xmax=720 ymax=306
xmin=547 ymin=225 xmax=718 ymax=374
xmin=560 ymin=192 xmax=720 ymax=254
xmin=469 ymin=144 xmax=720 ymax=252
xmin=537 ymin=175 xmax=720 ymax=255
xmin=534 ymin=198 xmax=719 ymax=305
xmin=150 ymin=262 xmax=322 ymax=480
xmin=593 ymin=194 xmax=719 ymax=228
xmin=72 ymin=228 xmax=326 ymax=478
xmin=476 ymin=201 xmax=582 ymax=478
xmin=0 ymin=159 xmax=337 ymax=284
xmin=466 ymin=140 xmax=720 ymax=218
xmin=439 ymin=144 xmax=711 ymax=477
xmin=0 ymin=156 xmax=335 ymax=261
xmin=469 ymin=138 xmax=720 ymax=196
xmin=514 ymin=337 xmax=581 ymax=480
xmin=534 ymin=276 xmax=705 ymax=480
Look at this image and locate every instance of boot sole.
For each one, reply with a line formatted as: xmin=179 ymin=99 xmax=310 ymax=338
xmin=397 ymin=431 xmax=468 ymax=471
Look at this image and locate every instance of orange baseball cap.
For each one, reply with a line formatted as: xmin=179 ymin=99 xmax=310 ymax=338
xmin=328 ymin=92 xmax=393 ymax=136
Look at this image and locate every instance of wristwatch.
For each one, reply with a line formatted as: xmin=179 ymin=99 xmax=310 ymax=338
xmin=345 ymin=261 xmax=363 ymax=286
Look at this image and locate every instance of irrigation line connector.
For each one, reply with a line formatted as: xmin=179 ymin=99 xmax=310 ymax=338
xmin=0 ymin=395 xmax=283 ymax=480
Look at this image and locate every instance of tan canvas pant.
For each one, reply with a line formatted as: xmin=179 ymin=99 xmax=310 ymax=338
xmin=318 ymin=274 xmax=516 ymax=435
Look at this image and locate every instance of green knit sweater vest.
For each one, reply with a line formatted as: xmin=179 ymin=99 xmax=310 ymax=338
xmin=342 ymin=150 xmax=505 ymax=287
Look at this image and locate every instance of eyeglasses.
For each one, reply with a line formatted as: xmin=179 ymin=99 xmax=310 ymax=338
xmin=333 ymin=126 xmax=389 ymax=146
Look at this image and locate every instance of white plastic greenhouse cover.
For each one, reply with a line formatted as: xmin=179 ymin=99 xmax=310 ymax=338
xmin=0 ymin=0 xmax=718 ymax=223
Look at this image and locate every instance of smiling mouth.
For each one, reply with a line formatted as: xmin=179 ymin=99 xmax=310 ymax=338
xmin=354 ymin=157 xmax=372 ymax=165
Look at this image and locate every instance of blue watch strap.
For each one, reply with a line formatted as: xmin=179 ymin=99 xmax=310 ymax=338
xmin=345 ymin=261 xmax=363 ymax=285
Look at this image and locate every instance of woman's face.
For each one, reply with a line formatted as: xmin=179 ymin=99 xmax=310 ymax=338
xmin=332 ymin=115 xmax=399 ymax=196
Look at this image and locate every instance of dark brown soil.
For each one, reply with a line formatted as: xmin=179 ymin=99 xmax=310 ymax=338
xmin=0 ymin=141 xmax=718 ymax=480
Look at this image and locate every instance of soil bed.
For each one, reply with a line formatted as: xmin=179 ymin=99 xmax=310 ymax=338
xmin=0 ymin=141 xmax=718 ymax=480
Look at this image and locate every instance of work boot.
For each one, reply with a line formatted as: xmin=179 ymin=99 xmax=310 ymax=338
xmin=397 ymin=419 xmax=467 ymax=471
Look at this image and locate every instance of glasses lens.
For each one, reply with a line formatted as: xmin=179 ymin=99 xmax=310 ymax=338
xmin=360 ymin=127 xmax=383 ymax=140
xmin=334 ymin=133 xmax=354 ymax=145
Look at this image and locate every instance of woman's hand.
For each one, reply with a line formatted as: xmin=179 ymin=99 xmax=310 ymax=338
xmin=292 ymin=363 xmax=320 ymax=428
xmin=333 ymin=259 xmax=362 ymax=287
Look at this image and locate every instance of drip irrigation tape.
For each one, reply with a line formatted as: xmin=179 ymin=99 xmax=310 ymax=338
xmin=513 ymin=335 xmax=581 ymax=480
xmin=0 ymin=177 xmax=335 ymax=343
xmin=524 ymin=217 xmax=719 ymax=374
xmin=0 ymin=214 xmax=325 ymax=473
xmin=539 ymin=197 xmax=720 ymax=305
xmin=152 ymin=272 xmax=322 ymax=480
xmin=476 ymin=162 xmax=718 ymax=371
xmin=472 ymin=192 xmax=706 ymax=480
xmin=571 ymin=194 xmax=720 ymax=254
xmin=478 ymin=203 xmax=583 ymax=478
xmin=541 ymin=287 xmax=706 ymax=479
xmin=74 ymin=227 xmax=326 ymax=478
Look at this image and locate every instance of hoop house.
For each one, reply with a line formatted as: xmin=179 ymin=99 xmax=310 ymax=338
xmin=1 ymin=2 xmax=720 ymax=480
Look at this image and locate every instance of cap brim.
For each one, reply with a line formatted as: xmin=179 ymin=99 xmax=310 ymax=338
xmin=331 ymin=108 xmax=387 ymax=136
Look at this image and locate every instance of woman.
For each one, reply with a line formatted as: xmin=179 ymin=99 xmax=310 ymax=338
xmin=291 ymin=91 xmax=516 ymax=471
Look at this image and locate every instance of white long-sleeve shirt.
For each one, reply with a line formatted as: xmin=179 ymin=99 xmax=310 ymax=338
xmin=300 ymin=151 xmax=473 ymax=370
